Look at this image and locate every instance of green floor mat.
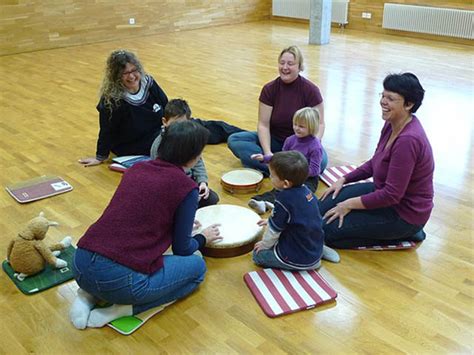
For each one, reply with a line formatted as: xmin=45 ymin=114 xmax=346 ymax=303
xmin=3 ymin=245 xmax=76 ymax=295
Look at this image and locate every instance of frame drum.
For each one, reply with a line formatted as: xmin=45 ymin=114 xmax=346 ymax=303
xmin=220 ymin=169 xmax=264 ymax=194
xmin=195 ymin=204 xmax=263 ymax=257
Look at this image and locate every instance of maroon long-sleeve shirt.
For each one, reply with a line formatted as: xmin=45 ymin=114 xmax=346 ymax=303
xmin=344 ymin=116 xmax=434 ymax=225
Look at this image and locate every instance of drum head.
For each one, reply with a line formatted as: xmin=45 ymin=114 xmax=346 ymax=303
xmin=220 ymin=169 xmax=264 ymax=194
xmin=195 ymin=204 xmax=263 ymax=257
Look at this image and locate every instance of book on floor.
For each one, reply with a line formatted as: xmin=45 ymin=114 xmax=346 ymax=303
xmin=5 ymin=175 xmax=73 ymax=203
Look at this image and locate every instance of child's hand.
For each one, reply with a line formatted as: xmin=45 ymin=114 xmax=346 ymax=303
xmin=198 ymin=182 xmax=210 ymax=200
xmin=253 ymin=241 xmax=267 ymax=254
xmin=257 ymin=219 xmax=268 ymax=226
xmin=250 ymin=154 xmax=264 ymax=161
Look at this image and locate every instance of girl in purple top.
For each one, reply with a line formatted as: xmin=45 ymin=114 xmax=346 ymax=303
xmin=319 ymin=73 xmax=434 ymax=248
xmin=248 ymin=107 xmax=323 ymax=214
xmin=227 ymin=45 xmax=328 ymax=176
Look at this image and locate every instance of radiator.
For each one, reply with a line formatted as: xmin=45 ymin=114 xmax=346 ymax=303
xmin=272 ymin=0 xmax=349 ymax=25
xmin=382 ymin=4 xmax=474 ymax=40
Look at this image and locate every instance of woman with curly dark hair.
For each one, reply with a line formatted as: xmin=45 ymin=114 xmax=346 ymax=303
xmin=79 ymin=49 xmax=168 ymax=166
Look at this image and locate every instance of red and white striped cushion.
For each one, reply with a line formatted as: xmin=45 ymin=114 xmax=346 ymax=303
xmin=354 ymin=241 xmax=417 ymax=250
xmin=320 ymin=165 xmax=373 ymax=186
xmin=244 ymin=268 xmax=337 ymax=317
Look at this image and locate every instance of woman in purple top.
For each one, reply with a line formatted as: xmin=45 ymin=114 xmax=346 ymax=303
xmin=319 ymin=73 xmax=434 ymax=248
xmin=227 ymin=45 xmax=328 ymax=176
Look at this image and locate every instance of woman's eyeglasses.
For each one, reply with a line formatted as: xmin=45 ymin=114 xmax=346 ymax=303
xmin=379 ymin=92 xmax=403 ymax=103
xmin=122 ymin=68 xmax=139 ymax=77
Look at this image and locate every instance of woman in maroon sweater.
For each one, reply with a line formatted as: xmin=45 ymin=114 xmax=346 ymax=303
xmin=70 ymin=121 xmax=221 ymax=329
xmin=319 ymin=73 xmax=434 ymax=248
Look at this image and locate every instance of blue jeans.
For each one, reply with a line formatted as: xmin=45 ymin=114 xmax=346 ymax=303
xmin=227 ymin=131 xmax=329 ymax=176
xmin=72 ymin=248 xmax=206 ymax=315
xmin=318 ymin=183 xmax=425 ymax=249
xmin=252 ymin=249 xmax=321 ymax=270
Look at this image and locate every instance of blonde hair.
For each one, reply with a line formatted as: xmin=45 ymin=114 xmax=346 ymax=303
xmin=99 ymin=49 xmax=145 ymax=113
xmin=293 ymin=107 xmax=320 ymax=136
xmin=279 ymin=45 xmax=304 ymax=71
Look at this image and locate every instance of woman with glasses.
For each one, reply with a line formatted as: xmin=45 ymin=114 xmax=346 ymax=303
xmin=319 ymin=72 xmax=434 ymax=248
xmin=79 ymin=49 xmax=168 ymax=166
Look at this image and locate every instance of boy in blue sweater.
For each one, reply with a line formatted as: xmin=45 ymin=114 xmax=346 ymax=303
xmin=253 ymin=151 xmax=339 ymax=269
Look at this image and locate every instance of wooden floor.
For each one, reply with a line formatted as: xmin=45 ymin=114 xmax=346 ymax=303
xmin=0 ymin=20 xmax=473 ymax=354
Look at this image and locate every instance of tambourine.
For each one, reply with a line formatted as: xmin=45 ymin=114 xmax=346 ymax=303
xmin=220 ymin=169 xmax=264 ymax=194
xmin=194 ymin=204 xmax=263 ymax=257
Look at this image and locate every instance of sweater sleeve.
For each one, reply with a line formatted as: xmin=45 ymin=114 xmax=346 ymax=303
xmin=361 ymin=136 xmax=418 ymax=209
xmin=95 ymin=101 xmax=115 ymax=160
xmin=304 ymin=80 xmax=323 ymax=107
xmin=149 ymin=131 xmax=163 ymax=160
xmin=307 ymin=143 xmax=322 ymax=177
xmin=260 ymin=225 xmax=281 ymax=249
xmin=172 ymin=189 xmax=206 ymax=255
xmin=190 ymin=157 xmax=208 ymax=184
xmin=268 ymin=200 xmax=289 ymax=232
xmin=150 ymin=78 xmax=169 ymax=109
xmin=282 ymin=136 xmax=291 ymax=151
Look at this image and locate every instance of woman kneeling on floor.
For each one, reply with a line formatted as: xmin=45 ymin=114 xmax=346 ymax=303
xmin=70 ymin=120 xmax=222 ymax=329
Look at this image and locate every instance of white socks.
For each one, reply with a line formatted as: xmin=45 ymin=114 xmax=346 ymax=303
xmin=70 ymin=290 xmax=178 ymax=329
xmin=69 ymin=288 xmax=97 ymax=329
xmin=87 ymin=304 xmax=133 ymax=328
xmin=322 ymin=245 xmax=340 ymax=263
xmin=248 ymin=199 xmax=274 ymax=214
xmin=86 ymin=301 xmax=175 ymax=328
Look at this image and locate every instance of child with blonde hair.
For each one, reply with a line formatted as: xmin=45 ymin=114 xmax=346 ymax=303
xmin=249 ymin=107 xmax=323 ymax=214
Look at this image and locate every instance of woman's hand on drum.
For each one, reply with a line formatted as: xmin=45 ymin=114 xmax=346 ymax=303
xmin=198 ymin=182 xmax=210 ymax=200
xmin=202 ymin=223 xmax=223 ymax=244
xmin=320 ymin=177 xmax=346 ymax=201
xmin=78 ymin=157 xmax=103 ymax=167
xmin=323 ymin=202 xmax=351 ymax=228
xmin=193 ymin=220 xmax=202 ymax=232
xmin=250 ymin=153 xmax=265 ymax=162
xmin=257 ymin=219 xmax=268 ymax=226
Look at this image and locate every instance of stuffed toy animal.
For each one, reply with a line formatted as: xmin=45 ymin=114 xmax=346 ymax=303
xmin=6 ymin=212 xmax=72 ymax=281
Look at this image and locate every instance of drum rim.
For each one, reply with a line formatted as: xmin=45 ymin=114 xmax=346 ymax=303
xmin=195 ymin=204 xmax=263 ymax=249
xmin=220 ymin=168 xmax=264 ymax=188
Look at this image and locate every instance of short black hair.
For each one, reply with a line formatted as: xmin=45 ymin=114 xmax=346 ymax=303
xmin=164 ymin=98 xmax=192 ymax=119
xmin=383 ymin=72 xmax=425 ymax=113
xmin=269 ymin=151 xmax=308 ymax=187
xmin=157 ymin=120 xmax=209 ymax=166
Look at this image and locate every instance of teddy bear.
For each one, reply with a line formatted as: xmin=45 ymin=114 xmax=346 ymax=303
xmin=6 ymin=212 xmax=72 ymax=281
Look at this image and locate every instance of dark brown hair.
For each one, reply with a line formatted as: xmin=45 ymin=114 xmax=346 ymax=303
xmin=269 ymin=151 xmax=308 ymax=187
